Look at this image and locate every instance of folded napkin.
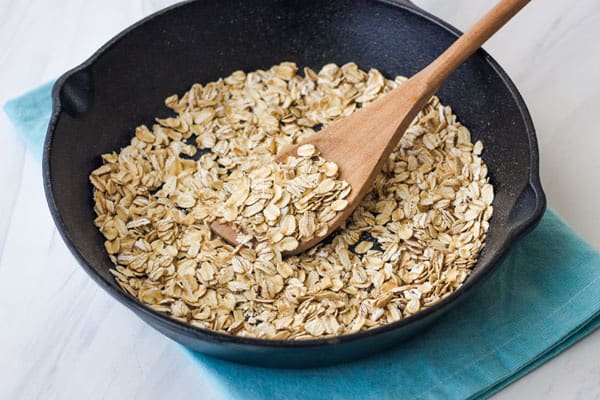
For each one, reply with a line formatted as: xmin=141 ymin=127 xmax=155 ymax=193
xmin=6 ymin=83 xmax=600 ymax=400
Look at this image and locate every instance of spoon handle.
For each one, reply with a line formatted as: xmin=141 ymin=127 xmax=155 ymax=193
xmin=415 ymin=0 xmax=530 ymax=93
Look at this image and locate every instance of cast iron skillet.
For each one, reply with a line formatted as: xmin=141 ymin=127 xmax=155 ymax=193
xmin=43 ymin=0 xmax=546 ymax=368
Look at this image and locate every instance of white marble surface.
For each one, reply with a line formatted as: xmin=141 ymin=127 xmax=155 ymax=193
xmin=1 ymin=0 xmax=599 ymax=399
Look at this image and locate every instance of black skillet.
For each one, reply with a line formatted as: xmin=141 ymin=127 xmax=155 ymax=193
xmin=43 ymin=0 xmax=546 ymax=368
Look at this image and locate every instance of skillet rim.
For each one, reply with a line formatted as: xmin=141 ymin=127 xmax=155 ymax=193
xmin=42 ymin=0 xmax=546 ymax=349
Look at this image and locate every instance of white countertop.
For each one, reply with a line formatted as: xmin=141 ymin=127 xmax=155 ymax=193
xmin=1 ymin=0 xmax=599 ymax=398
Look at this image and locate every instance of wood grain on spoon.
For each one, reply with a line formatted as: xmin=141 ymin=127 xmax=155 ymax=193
xmin=211 ymin=0 xmax=530 ymax=256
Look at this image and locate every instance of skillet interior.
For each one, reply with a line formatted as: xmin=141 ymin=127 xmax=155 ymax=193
xmin=44 ymin=0 xmax=545 ymax=367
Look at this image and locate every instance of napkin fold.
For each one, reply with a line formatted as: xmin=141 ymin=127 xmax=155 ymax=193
xmin=6 ymin=82 xmax=600 ymax=400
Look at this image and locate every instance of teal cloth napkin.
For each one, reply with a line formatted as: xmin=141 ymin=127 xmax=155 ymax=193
xmin=6 ymin=83 xmax=600 ymax=399
xmin=3 ymin=81 xmax=54 ymax=160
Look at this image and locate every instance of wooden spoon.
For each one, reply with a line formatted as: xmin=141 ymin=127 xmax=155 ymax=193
xmin=212 ymin=0 xmax=530 ymax=255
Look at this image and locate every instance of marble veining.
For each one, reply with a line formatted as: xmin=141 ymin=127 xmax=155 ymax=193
xmin=1 ymin=0 xmax=599 ymax=398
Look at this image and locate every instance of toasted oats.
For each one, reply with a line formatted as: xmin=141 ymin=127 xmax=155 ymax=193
xmin=297 ymin=144 xmax=316 ymax=157
xmin=331 ymin=199 xmax=348 ymax=212
xmin=354 ymin=241 xmax=373 ymax=254
xmin=397 ymin=224 xmax=413 ymax=241
xmin=280 ymin=236 xmax=300 ymax=252
xmin=91 ymin=62 xmax=493 ymax=339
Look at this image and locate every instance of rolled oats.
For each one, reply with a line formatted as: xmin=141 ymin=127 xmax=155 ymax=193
xmin=91 ymin=62 xmax=493 ymax=339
